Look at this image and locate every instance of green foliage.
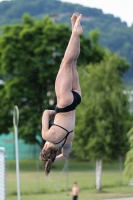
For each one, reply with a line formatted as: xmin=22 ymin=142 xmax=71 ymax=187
xmin=0 ymin=0 xmax=133 ymax=83
xmin=123 ymin=127 xmax=133 ymax=181
xmin=73 ymin=52 xmax=131 ymax=161
xmin=89 ymin=29 xmax=101 ymax=44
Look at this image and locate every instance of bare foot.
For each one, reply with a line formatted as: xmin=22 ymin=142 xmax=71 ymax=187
xmin=71 ymin=13 xmax=78 ymax=30
xmin=72 ymin=14 xmax=83 ymax=35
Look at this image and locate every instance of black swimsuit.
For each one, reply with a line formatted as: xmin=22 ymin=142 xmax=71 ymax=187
xmin=50 ymin=91 xmax=81 ymax=147
xmin=55 ymin=91 xmax=81 ymax=114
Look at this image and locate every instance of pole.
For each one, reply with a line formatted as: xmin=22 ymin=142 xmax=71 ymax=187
xmin=13 ymin=106 xmax=21 ymax=200
xmin=0 ymin=147 xmax=6 ymax=200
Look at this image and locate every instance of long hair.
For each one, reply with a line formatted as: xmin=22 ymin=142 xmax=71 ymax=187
xmin=40 ymin=146 xmax=58 ymax=176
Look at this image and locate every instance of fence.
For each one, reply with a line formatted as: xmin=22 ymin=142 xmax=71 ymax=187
xmin=0 ymin=133 xmax=41 ymax=160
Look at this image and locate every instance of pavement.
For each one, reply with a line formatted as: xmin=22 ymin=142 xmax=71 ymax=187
xmin=105 ymin=197 xmax=133 ymax=200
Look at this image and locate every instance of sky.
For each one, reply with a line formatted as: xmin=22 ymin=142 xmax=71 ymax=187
xmin=0 ymin=0 xmax=132 ymax=26
xmin=61 ymin=0 xmax=133 ymax=26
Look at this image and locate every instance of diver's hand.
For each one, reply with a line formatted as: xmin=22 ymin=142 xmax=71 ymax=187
xmin=43 ymin=141 xmax=51 ymax=150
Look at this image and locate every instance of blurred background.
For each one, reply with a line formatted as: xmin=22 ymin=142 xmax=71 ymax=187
xmin=0 ymin=0 xmax=133 ymax=199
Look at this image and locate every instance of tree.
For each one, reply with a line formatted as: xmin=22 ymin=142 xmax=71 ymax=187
xmin=0 ymin=14 xmax=105 ymax=147
xmin=73 ymin=52 xmax=131 ymax=190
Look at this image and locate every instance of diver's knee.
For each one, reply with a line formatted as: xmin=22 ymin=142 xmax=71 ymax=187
xmin=61 ymin=58 xmax=73 ymax=66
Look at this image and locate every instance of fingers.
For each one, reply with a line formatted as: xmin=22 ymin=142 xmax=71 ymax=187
xmin=43 ymin=143 xmax=47 ymax=150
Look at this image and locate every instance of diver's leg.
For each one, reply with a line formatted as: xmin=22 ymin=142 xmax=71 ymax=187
xmin=55 ymin=14 xmax=82 ymax=107
xmin=72 ymin=61 xmax=81 ymax=96
xmin=71 ymin=14 xmax=82 ymax=96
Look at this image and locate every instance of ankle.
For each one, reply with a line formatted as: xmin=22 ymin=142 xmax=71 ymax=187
xmin=71 ymin=31 xmax=79 ymax=37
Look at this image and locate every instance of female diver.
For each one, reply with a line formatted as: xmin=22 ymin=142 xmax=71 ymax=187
xmin=40 ymin=13 xmax=83 ymax=176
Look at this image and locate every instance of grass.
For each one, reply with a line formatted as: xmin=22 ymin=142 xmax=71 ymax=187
xmin=5 ymin=159 xmax=133 ymax=200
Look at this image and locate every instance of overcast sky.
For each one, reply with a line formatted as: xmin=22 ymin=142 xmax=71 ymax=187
xmin=0 ymin=0 xmax=132 ymax=26
xmin=61 ymin=0 xmax=133 ymax=26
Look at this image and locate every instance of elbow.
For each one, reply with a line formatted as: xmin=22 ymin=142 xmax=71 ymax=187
xmin=42 ymin=109 xmax=49 ymax=117
xmin=42 ymin=134 xmax=49 ymax=142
